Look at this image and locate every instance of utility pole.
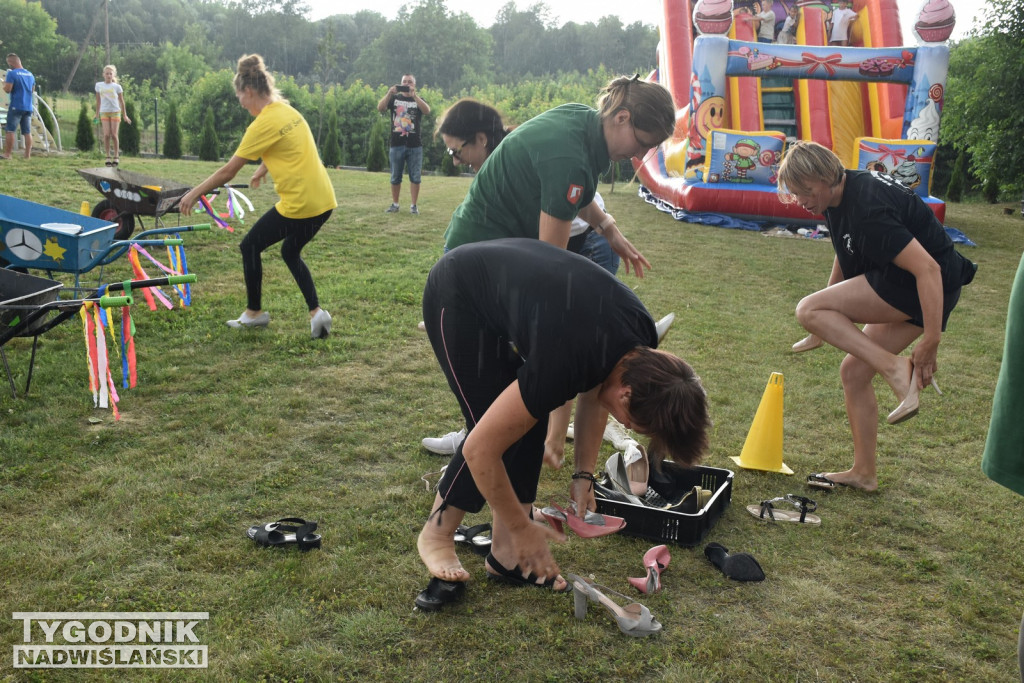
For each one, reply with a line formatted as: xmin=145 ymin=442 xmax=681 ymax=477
xmin=104 ymin=0 xmax=110 ymax=65
xmin=62 ymin=0 xmax=106 ymax=93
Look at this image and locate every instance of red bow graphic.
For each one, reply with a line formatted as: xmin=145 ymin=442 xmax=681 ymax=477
xmin=801 ymin=52 xmax=844 ymax=76
xmin=863 ymin=143 xmax=908 ymax=166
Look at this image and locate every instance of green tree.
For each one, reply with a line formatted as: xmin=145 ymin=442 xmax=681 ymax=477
xmin=440 ymin=150 xmax=459 ymax=176
xmin=322 ymin=112 xmax=342 ymax=167
xmin=75 ymin=100 xmax=95 ymax=152
xmin=353 ymin=0 xmax=494 ymax=93
xmin=180 ymin=70 xmax=247 ymax=156
xmin=983 ymin=175 xmax=1000 ymax=204
xmin=946 ymin=151 xmax=966 ymax=202
xmin=119 ymin=100 xmax=140 ymax=155
xmin=366 ymin=116 xmax=388 ymax=172
xmin=163 ymin=102 xmax=183 ymax=160
xmin=198 ymin=108 xmax=220 ymax=161
xmin=941 ymin=3 xmax=1024 ymax=196
xmin=0 ymin=0 xmax=75 ymax=90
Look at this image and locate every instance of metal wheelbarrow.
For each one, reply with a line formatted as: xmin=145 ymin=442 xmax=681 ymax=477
xmin=78 ymin=166 xmax=194 ymax=240
xmin=0 ymin=193 xmax=208 ymax=296
xmin=0 ymin=268 xmax=196 ymax=398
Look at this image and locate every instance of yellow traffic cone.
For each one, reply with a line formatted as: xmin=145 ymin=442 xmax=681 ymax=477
xmin=730 ymin=372 xmax=794 ymax=474
xmin=80 ymin=200 xmax=91 ymax=216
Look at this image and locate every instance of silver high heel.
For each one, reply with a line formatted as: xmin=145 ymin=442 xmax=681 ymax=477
xmin=887 ymin=364 xmax=942 ymax=425
xmin=567 ymin=574 xmax=662 ymax=637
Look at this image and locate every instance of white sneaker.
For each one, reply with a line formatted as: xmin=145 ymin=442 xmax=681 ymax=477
xmin=421 ymin=428 xmax=466 ymax=455
xmin=410 ymin=204 xmax=419 ymax=215
xmin=385 ymin=203 xmax=400 ymax=213
xmin=566 ymin=422 xmax=574 ymax=441
xmin=226 ymin=311 xmax=270 ymax=328
xmin=655 ymin=312 xmax=676 ymax=343
xmin=311 ymin=309 xmax=332 ymax=339
xmin=603 ymin=417 xmax=634 ymax=451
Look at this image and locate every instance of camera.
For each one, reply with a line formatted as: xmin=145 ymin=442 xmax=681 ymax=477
xmin=396 ymin=85 xmax=410 ymax=93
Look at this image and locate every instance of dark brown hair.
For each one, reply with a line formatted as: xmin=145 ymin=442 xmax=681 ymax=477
xmin=621 ymin=347 xmax=710 ymax=468
xmin=436 ymin=98 xmax=509 ymax=155
xmin=596 ymin=75 xmax=676 ymax=145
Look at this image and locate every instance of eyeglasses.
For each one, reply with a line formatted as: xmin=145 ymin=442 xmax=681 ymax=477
xmin=632 ymin=125 xmax=659 ymax=163
xmin=446 ymin=140 xmax=470 ymax=161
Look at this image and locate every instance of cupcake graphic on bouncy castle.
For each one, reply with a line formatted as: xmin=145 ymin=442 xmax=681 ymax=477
xmin=693 ymin=0 xmax=734 ymax=35
xmin=914 ymin=0 xmax=956 ymax=43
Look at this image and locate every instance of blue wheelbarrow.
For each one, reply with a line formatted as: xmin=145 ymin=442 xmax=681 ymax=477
xmin=0 ymin=193 xmax=208 ymax=295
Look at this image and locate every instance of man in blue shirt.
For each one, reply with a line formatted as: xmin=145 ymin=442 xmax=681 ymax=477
xmin=3 ymin=53 xmax=36 ymax=160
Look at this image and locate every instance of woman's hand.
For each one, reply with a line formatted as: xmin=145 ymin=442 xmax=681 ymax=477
xmin=509 ymin=518 xmax=564 ymax=582
xmin=910 ymin=336 xmax=940 ymax=388
xmin=178 ymin=188 xmax=200 ymax=216
xmin=603 ymin=225 xmax=651 ymax=278
xmin=569 ymin=476 xmax=597 ymax=518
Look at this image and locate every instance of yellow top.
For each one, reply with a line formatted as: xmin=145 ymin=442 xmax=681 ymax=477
xmin=235 ymin=101 xmax=337 ymax=219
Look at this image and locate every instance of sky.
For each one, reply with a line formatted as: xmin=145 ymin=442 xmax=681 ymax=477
xmin=307 ymin=0 xmax=990 ymax=42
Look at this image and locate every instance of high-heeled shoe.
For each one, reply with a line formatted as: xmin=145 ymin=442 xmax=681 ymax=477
xmin=791 ymin=334 xmax=823 ymax=353
xmin=567 ymin=573 xmax=662 ymax=637
xmin=887 ymin=364 xmax=942 ymax=425
xmin=629 ymin=544 xmax=671 ymax=594
xmin=540 ymin=501 xmax=625 ymax=538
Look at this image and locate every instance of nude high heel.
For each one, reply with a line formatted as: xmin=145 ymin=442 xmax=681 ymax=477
xmin=567 ymin=574 xmax=662 ymax=637
xmin=887 ymin=364 xmax=942 ymax=425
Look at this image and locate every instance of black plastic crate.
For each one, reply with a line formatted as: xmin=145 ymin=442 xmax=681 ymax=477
xmin=595 ymin=465 xmax=733 ymax=547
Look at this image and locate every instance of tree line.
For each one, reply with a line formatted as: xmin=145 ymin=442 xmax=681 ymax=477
xmin=3 ymin=0 xmax=1020 ymax=199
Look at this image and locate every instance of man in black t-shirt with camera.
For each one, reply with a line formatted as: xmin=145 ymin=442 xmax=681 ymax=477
xmin=377 ymin=73 xmax=431 ymax=215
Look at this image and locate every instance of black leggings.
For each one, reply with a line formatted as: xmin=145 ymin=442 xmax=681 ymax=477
xmin=239 ymin=207 xmax=331 ymax=311
xmin=423 ymin=272 xmax=547 ymax=515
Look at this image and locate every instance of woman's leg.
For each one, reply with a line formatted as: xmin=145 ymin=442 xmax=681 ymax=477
xmin=796 ymin=275 xmax=920 ymax=404
xmin=826 ymin=322 xmax=922 ymax=490
xmin=279 ymin=210 xmax=330 ymax=312
xmin=101 ymin=119 xmax=116 ymax=158
xmin=239 ymin=208 xmax=291 ymax=313
xmin=418 ymin=293 xmax=519 ymax=581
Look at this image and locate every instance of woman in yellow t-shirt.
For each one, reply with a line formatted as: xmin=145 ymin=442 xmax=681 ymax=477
xmin=180 ymin=54 xmax=338 ymax=339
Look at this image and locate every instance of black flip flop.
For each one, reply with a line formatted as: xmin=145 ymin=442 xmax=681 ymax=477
xmin=484 ymin=553 xmax=571 ymax=592
xmin=414 ymin=577 xmax=466 ymax=612
xmin=247 ymin=517 xmax=322 ymax=551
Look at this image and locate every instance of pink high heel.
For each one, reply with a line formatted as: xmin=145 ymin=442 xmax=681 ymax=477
xmin=540 ymin=501 xmax=625 ymax=538
xmin=629 ymin=544 xmax=671 ymax=594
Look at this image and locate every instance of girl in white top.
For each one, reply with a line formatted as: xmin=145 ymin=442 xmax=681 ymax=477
xmin=94 ymin=65 xmax=131 ymax=166
xmin=829 ymin=0 xmax=858 ymax=45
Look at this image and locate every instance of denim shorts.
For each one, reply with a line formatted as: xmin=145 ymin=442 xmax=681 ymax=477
xmin=389 ymin=145 xmax=423 ymax=185
xmin=4 ymin=109 xmax=32 ymax=135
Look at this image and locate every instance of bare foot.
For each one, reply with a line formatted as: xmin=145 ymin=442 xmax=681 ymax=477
xmin=820 ymin=470 xmax=878 ymax=492
xmin=418 ymin=525 xmax=470 ymax=582
xmin=884 ymin=356 xmax=914 ymax=404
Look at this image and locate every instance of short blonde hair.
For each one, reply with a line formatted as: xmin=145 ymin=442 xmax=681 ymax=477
xmin=777 ymin=140 xmax=845 ymax=203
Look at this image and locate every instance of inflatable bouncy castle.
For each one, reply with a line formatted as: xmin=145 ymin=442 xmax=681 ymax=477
xmin=636 ymin=0 xmax=956 ymax=225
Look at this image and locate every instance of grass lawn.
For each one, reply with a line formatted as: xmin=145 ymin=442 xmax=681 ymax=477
xmin=1 ymin=154 xmax=1022 ymax=681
